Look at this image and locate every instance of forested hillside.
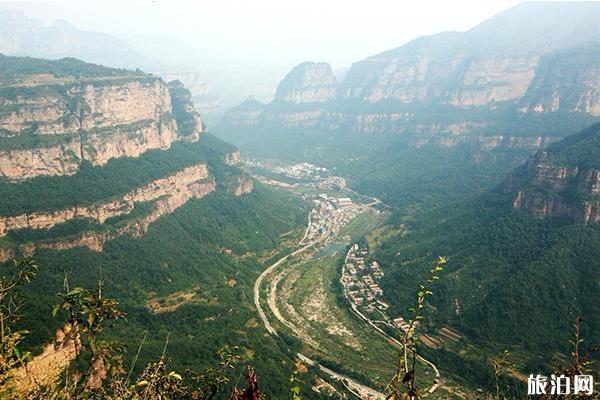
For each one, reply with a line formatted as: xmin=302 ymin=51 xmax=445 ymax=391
xmin=0 ymin=55 xmax=315 ymax=398
xmin=373 ymin=123 xmax=600 ymax=383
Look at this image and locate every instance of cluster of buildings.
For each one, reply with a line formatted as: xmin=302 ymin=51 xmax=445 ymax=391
xmin=273 ymin=162 xmax=328 ymax=179
xmin=317 ymin=176 xmax=347 ymax=191
xmin=245 ymin=159 xmax=352 ymax=196
xmin=341 ymin=244 xmax=421 ymax=335
xmin=302 ymin=194 xmax=361 ymax=243
xmin=341 ymin=244 xmax=388 ymax=312
xmin=392 ymin=316 xmax=413 ymax=333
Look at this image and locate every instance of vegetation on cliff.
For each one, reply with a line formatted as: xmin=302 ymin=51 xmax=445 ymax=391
xmin=371 ymin=124 xmax=600 ymax=385
xmin=0 ymin=54 xmax=141 ymax=85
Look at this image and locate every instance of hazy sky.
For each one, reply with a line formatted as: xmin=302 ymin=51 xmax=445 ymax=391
xmin=0 ymin=0 xmax=531 ymax=70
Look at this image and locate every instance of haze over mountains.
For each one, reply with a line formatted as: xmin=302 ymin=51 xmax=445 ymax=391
xmin=220 ymin=2 xmax=600 ymax=149
xmin=0 ymin=9 xmax=285 ymax=117
xmin=0 ymin=1 xmax=599 ymax=398
xmin=0 ymin=10 xmax=153 ymax=70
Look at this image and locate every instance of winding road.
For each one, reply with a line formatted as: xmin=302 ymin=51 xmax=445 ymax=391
xmin=252 ymin=174 xmax=438 ymax=398
xmin=253 ymin=213 xmax=385 ymax=399
xmin=341 ymin=250 xmax=441 ymax=394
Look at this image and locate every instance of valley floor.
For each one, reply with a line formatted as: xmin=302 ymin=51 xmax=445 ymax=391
xmin=247 ymin=160 xmax=457 ymax=398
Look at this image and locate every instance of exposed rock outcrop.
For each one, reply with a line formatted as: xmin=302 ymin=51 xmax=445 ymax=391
xmin=0 ymin=246 xmax=14 ymax=263
xmin=519 ymin=46 xmax=600 ymax=116
xmin=233 ymin=176 xmax=254 ymax=196
xmin=6 ymin=326 xmax=80 ymax=395
xmin=274 ymin=62 xmax=337 ymax=103
xmin=0 ymin=60 xmax=203 ymax=181
xmin=5 ymin=178 xmax=216 ymax=256
xmin=0 ymin=163 xmax=210 ymax=237
xmin=0 ymin=118 xmax=186 ymax=180
xmin=504 ymin=123 xmax=600 ymax=223
xmin=0 ymin=77 xmax=172 ymax=134
xmin=220 ymin=3 xmax=600 ymax=146
xmin=225 ymin=150 xmax=241 ymax=165
xmin=339 ymin=53 xmax=538 ymax=106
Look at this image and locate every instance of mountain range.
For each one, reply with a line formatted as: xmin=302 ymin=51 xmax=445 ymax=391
xmin=1 ymin=1 xmax=599 ymax=397
xmin=213 ymin=1 xmax=600 ymax=389
xmin=219 ymin=2 xmax=600 ymax=149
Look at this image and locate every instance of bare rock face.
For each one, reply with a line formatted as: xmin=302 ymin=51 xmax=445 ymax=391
xmin=224 ymin=150 xmax=241 ymax=165
xmin=34 ymin=179 xmax=216 ymax=253
xmin=159 ymin=70 xmax=209 ymax=97
xmin=233 ymin=176 xmax=254 ymax=196
xmin=0 ymin=246 xmax=14 ymax=263
xmin=274 ymin=62 xmax=337 ymax=103
xmin=7 ymin=325 xmax=80 ymax=395
xmin=504 ymin=123 xmax=600 ymax=223
xmin=337 ymin=2 xmax=600 ymax=109
xmin=340 ymin=53 xmax=539 ymax=106
xmin=519 ymin=47 xmax=600 ymax=116
xmin=0 ymin=163 xmax=210 ymax=237
xmin=221 ymin=3 xmax=600 ymax=147
xmin=0 ymin=64 xmax=203 ymax=181
xmin=0 ymin=164 xmax=216 ymax=257
xmin=0 ymin=78 xmax=172 ymax=135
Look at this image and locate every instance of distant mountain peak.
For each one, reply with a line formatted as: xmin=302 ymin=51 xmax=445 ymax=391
xmin=274 ymin=61 xmax=337 ymax=103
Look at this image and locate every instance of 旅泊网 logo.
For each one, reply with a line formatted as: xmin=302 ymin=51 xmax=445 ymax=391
xmin=527 ymin=374 xmax=594 ymax=396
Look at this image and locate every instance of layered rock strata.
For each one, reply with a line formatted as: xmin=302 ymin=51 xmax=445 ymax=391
xmin=0 ymin=76 xmax=203 ymax=180
xmin=0 ymin=163 xmax=210 ymax=237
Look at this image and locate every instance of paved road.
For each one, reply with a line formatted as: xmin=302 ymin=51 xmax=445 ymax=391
xmin=341 ymin=250 xmax=441 ymax=394
xmin=297 ymin=353 xmax=383 ymax=399
xmin=253 ymin=238 xmax=321 ymax=336
xmin=253 ymin=213 xmax=386 ymax=399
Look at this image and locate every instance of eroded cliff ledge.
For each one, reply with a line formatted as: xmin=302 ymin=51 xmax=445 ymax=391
xmin=504 ymin=123 xmax=600 ymax=223
xmin=220 ymin=4 xmax=600 ymax=145
xmin=509 ymin=162 xmax=600 ymax=223
xmin=0 ymin=163 xmax=210 ymax=236
xmin=0 ymin=62 xmax=203 ymax=180
xmin=274 ymin=62 xmax=337 ymax=104
xmin=33 ymin=179 xmax=216 ymax=254
xmin=0 ymin=162 xmax=217 ymax=261
xmin=233 ymin=175 xmax=253 ymax=196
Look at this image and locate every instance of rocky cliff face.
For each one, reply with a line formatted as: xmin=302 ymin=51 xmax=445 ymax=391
xmin=336 ymin=2 xmax=600 ymax=109
xmin=0 ymin=78 xmax=172 ymax=134
xmin=0 ymin=163 xmax=210 ymax=237
xmin=519 ymin=47 xmax=600 ymax=116
xmin=274 ymin=62 xmax=337 ymax=103
xmin=224 ymin=150 xmax=241 ymax=165
xmin=221 ymin=3 xmax=600 ymax=146
xmin=339 ymin=52 xmax=538 ymax=106
xmin=0 ymin=55 xmax=256 ymax=262
xmin=0 ymin=62 xmax=203 ymax=180
xmin=504 ymin=123 xmax=600 ymax=223
xmin=233 ymin=175 xmax=253 ymax=196
xmin=32 ymin=179 xmax=217 ymax=255
xmin=0 ymin=163 xmax=217 ymax=261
